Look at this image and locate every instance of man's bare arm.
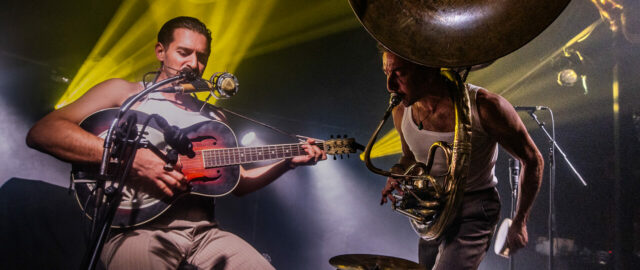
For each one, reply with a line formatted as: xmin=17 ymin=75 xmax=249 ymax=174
xmin=26 ymin=79 xmax=138 ymax=163
xmin=477 ymin=88 xmax=544 ymax=253
xmin=233 ymin=139 xmax=325 ymax=196
xmin=26 ymin=79 xmax=187 ymax=197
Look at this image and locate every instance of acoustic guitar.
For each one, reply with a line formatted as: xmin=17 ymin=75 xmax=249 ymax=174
xmin=72 ymin=109 xmax=358 ymax=228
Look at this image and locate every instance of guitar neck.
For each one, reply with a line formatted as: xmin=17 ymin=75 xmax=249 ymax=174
xmin=201 ymin=142 xmax=325 ymax=168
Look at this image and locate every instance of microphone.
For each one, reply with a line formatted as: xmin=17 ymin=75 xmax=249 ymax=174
xmin=162 ymin=79 xmax=216 ymax=93
xmin=158 ymin=72 xmax=239 ymax=99
xmin=210 ymin=72 xmax=239 ymax=99
xmin=514 ymin=106 xmax=548 ymax=112
xmin=509 ymin=158 xmax=520 ymax=178
xmin=149 ymin=114 xmax=195 ymax=158
xmin=179 ymin=67 xmax=199 ymax=81
xmin=389 ymin=93 xmax=402 ymax=107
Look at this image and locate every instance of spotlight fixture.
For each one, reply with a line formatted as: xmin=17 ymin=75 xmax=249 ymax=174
xmin=590 ymin=0 xmax=624 ymax=32
xmin=553 ymin=48 xmax=589 ymax=94
xmin=556 ymin=68 xmax=578 ymax=87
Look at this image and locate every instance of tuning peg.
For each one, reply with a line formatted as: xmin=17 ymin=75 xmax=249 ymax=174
xmin=343 ymin=134 xmax=347 ymax=138
xmin=337 ymin=135 xmax=341 ymax=138
xmin=330 ymin=134 xmax=334 ymax=138
xmin=333 ymin=156 xmax=336 ymax=160
xmin=340 ymin=155 xmax=344 ymax=159
xmin=347 ymin=154 xmax=350 ymax=158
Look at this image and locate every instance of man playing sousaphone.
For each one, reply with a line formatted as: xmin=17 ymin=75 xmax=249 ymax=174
xmin=379 ymin=48 xmax=544 ymax=269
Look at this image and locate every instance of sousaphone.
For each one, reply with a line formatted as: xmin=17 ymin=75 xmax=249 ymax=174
xmin=354 ymin=0 xmax=570 ymax=240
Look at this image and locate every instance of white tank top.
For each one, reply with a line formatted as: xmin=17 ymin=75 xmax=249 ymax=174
xmin=400 ymin=84 xmax=498 ymax=192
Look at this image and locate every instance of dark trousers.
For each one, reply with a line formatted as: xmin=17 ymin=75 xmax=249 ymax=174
xmin=419 ymin=188 xmax=501 ymax=270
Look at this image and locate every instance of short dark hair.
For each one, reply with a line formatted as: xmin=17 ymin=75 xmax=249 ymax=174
xmin=158 ymin=16 xmax=212 ymax=55
xmin=379 ymin=43 xmax=439 ymax=72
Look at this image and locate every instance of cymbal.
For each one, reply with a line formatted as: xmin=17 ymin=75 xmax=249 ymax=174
xmin=329 ymin=254 xmax=422 ymax=270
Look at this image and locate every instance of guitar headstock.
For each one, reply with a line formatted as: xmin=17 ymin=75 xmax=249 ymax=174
xmin=323 ymin=135 xmax=363 ymax=158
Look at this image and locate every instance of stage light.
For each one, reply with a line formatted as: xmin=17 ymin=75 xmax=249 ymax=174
xmin=590 ymin=0 xmax=624 ymax=32
xmin=553 ymin=48 xmax=589 ymax=95
xmin=241 ymin=131 xmax=256 ymax=146
xmin=54 ymin=0 xmax=359 ymax=109
xmin=556 ymin=68 xmax=578 ymax=87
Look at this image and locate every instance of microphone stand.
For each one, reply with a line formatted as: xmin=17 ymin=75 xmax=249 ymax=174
xmin=82 ymin=74 xmax=186 ymax=270
xmin=524 ymin=108 xmax=587 ymax=270
xmin=508 ymin=158 xmax=520 ymax=270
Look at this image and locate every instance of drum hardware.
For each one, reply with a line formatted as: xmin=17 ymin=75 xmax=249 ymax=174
xmin=329 ymin=254 xmax=422 ymax=270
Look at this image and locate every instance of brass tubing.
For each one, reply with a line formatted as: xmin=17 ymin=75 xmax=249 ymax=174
xmin=363 ymin=93 xmax=407 ymax=178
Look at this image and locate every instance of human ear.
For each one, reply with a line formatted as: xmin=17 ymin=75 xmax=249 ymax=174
xmin=155 ymin=42 xmax=165 ymax=62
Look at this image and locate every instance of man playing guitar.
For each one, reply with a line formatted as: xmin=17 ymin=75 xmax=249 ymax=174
xmin=26 ymin=16 xmax=325 ymax=269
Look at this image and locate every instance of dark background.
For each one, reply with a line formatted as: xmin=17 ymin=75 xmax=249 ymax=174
xmin=1 ymin=0 xmax=639 ymax=269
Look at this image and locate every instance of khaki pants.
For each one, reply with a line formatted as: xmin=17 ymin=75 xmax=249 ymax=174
xmin=99 ymin=198 xmax=274 ymax=270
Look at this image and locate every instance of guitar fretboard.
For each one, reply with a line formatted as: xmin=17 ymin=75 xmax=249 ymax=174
xmin=201 ymin=142 xmax=325 ymax=168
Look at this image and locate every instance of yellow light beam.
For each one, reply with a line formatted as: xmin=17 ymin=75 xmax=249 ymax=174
xmin=359 ymin=128 xmax=403 ymax=160
xmin=56 ymin=0 xmax=357 ymax=109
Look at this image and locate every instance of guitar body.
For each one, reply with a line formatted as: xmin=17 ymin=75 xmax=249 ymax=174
xmin=72 ymin=109 xmax=240 ymax=228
